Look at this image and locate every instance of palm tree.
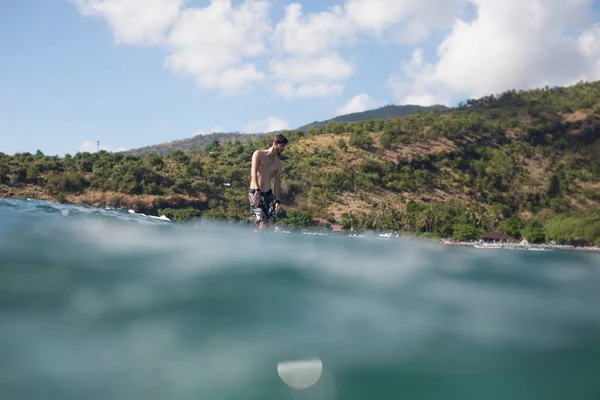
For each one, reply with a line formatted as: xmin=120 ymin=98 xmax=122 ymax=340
xmin=401 ymin=210 xmax=412 ymax=232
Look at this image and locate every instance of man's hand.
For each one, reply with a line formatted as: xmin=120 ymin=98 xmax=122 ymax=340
xmin=275 ymin=201 xmax=280 ymax=214
xmin=252 ymin=191 xmax=261 ymax=205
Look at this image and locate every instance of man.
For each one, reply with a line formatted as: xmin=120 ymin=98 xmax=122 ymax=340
xmin=248 ymin=133 xmax=288 ymax=231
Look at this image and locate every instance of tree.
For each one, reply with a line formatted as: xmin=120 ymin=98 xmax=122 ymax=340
xmin=46 ymin=172 xmax=86 ymax=195
xmin=452 ymin=223 xmax=482 ymax=241
xmin=501 ymin=217 xmax=525 ymax=239
xmin=26 ymin=165 xmax=39 ymax=183
xmin=522 ymin=219 xmax=546 ymax=243
xmin=0 ymin=162 xmax=8 ymax=183
xmin=547 ymin=173 xmax=561 ymax=197
xmin=279 ymin=210 xmax=314 ymax=229
xmin=349 ymin=131 xmax=372 ymax=150
xmin=167 ymin=150 xmax=190 ymax=164
xmin=146 ymin=153 xmax=164 ymax=169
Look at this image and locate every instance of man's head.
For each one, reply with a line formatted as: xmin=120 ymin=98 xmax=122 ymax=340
xmin=272 ymin=133 xmax=288 ymax=155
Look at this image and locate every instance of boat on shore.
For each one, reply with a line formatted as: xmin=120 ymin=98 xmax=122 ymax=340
xmin=473 ymin=243 xmax=504 ymax=249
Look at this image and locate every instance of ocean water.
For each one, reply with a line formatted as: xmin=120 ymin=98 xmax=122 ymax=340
xmin=1 ymin=198 xmax=600 ymax=400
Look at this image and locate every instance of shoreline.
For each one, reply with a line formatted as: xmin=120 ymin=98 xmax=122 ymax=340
xmin=440 ymin=240 xmax=600 ymax=254
xmin=2 ymin=196 xmax=600 ymax=254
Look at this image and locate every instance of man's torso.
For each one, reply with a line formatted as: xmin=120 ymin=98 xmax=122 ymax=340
xmin=251 ymin=150 xmax=281 ymax=192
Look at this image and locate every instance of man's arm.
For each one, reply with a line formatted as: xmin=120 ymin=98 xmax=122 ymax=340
xmin=274 ymin=165 xmax=281 ymax=202
xmin=251 ymin=150 xmax=261 ymax=190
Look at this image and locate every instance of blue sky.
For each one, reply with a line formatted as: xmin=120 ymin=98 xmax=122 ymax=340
xmin=1 ymin=0 xmax=599 ymax=156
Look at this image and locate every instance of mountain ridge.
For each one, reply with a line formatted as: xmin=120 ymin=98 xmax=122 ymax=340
xmin=298 ymin=104 xmax=450 ymax=131
xmin=122 ymin=104 xmax=450 ymax=157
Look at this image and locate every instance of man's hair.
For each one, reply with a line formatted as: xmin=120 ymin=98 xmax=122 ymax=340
xmin=273 ymin=133 xmax=288 ymax=144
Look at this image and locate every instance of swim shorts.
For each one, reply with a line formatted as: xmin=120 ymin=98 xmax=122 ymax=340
xmin=248 ymin=189 xmax=276 ymax=224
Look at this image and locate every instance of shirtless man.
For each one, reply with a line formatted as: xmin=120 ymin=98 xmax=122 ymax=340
xmin=248 ymin=133 xmax=288 ymax=231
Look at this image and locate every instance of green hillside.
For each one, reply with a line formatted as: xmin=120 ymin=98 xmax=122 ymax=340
xmin=299 ymin=104 xmax=450 ymax=131
xmin=122 ymin=131 xmax=273 ymax=157
xmin=1 ymin=80 xmax=599 ymax=244
xmin=122 ymin=104 xmax=447 ymax=157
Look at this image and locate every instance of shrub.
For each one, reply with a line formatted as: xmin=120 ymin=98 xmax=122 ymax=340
xmin=47 ymin=172 xmax=86 ymax=195
xmin=349 ymin=131 xmax=372 ymax=150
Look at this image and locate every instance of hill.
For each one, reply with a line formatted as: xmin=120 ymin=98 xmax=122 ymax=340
xmin=121 ymin=131 xmax=273 ymax=157
xmin=298 ymin=104 xmax=450 ymax=131
xmin=1 ymin=80 xmax=599 ymax=244
xmin=122 ymin=104 xmax=448 ymax=156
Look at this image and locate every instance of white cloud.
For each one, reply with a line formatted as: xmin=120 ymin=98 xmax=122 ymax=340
xmin=74 ymin=0 xmax=599 ymax=104
xmin=269 ymin=52 xmax=353 ymax=99
xmin=273 ymin=3 xmax=356 ymax=56
xmin=267 ymin=0 xmax=464 ymax=99
xmin=194 ymin=126 xmax=225 ymax=135
xmin=387 ymin=48 xmax=452 ymax=106
xmin=72 ymin=0 xmax=465 ymax=99
xmin=344 ymin=0 xmax=411 ymax=32
xmin=335 ymin=94 xmax=382 ymax=116
xmin=81 ymin=141 xmax=99 ymax=152
xmin=578 ymin=23 xmax=600 ymax=57
xmin=164 ymin=0 xmax=272 ymax=93
xmin=80 ymin=140 xmax=127 ymax=153
xmin=71 ymin=0 xmax=463 ymax=99
xmin=269 ymin=3 xmax=358 ymax=99
xmin=387 ymin=0 xmax=600 ymax=105
xmin=270 ymin=53 xmax=354 ymax=83
xmin=267 ymin=0 xmax=465 ymax=99
xmin=242 ymin=117 xmax=290 ymax=133
xmin=73 ymin=0 xmax=182 ymax=45
xmin=76 ymin=0 xmax=272 ymax=93
xmin=275 ymin=82 xmax=345 ymax=99
xmin=576 ymin=23 xmax=600 ymax=80
xmin=344 ymin=0 xmax=466 ymax=43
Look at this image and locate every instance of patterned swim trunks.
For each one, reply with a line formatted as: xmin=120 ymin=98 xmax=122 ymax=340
xmin=248 ymin=189 xmax=276 ymax=225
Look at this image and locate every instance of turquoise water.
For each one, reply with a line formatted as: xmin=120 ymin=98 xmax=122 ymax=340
xmin=1 ymin=198 xmax=600 ymax=400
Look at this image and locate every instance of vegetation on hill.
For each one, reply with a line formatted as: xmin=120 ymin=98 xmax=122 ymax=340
xmin=123 ymin=104 xmax=447 ymax=157
xmin=298 ymin=104 xmax=450 ymax=131
xmin=1 ymin=80 xmax=599 ymax=245
xmin=121 ymin=131 xmax=272 ymax=157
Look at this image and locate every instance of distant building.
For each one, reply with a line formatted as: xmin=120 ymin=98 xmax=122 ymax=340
xmin=572 ymin=237 xmax=589 ymax=247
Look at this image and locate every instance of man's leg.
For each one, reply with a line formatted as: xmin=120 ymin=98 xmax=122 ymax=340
xmin=249 ymin=190 xmax=266 ymax=232
xmin=263 ymin=191 xmax=277 ymax=232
